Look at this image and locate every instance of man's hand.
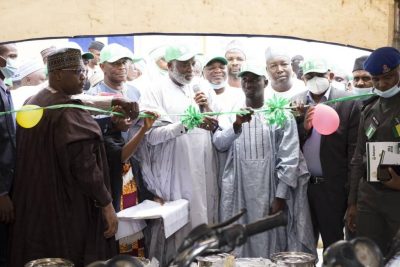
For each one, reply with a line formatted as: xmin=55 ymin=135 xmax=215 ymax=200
xmin=102 ymin=203 xmax=118 ymax=238
xmin=233 ymin=108 xmax=253 ymax=133
xmin=269 ymin=197 xmax=286 ymax=215
xmin=111 ymin=105 xmax=133 ymax=132
xmin=345 ymin=204 xmax=357 ymax=232
xmin=142 ymin=111 xmax=160 ymax=131
xmin=0 ymin=194 xmax=14 ymax=224
xmin=153 ymin=196 xmax=165 ymax=205
xmin=194 ymin=91 xmax=211 ymax=112
xmin=199 ymin=116 xmax=219 ymax=132
xmin=111 ymin=98 xmax=139 ymax=120
xmin=303 ymin=106 xmax=315 ymax=132
xmin=382 ymin=167 xmax=400 ymax=190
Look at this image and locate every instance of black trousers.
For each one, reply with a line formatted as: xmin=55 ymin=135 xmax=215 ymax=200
xmin=0 ymin=223 xmax=7 ymax=267
xmin=308 ymin=182 xmax=347 ymax=250
xmin=356 ymin=180 xmax=400 ymax=256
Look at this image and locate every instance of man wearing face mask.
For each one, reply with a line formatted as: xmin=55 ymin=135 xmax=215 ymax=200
xmin=0 ymin=43 xmax=18 ymax=267
xmin=202 ymin=54 xmax=244 ymax=112
xmin=331 ymin=67 xmax=350 ymax=92
xmin=345 ymin=55 xmax=376 ymax=240
xmin=350 ymin=56 xmax=374 ymax=97
xmin=292 ymin=58 xmax=360 ymax=251
xmin=349 ymin=47 xmax=400 ymax=256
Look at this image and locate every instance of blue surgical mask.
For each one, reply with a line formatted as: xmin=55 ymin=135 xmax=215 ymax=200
xmin=352 ymin=86 xmax=373 ymax=95
xmin=373 ymin=82 xmax=400 ymax=98
xmin=0 ymin=58 xmax=18 ymax=79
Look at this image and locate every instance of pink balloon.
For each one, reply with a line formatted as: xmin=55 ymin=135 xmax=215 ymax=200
xmin=312 ymin=104 xmax=340 ymax=135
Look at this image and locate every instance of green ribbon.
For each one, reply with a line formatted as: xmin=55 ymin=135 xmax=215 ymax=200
xmin=323 ymin=93 xmax=375 ymax=105
xmin=180 ymin=105 xmax=204 ymax=130
xmin=263 ymin=95 xmax=290 ymax=127
xmin=2 ymin=93 xmax=377 ymax=129
xmin=0 ymin=103 xmax=125 ymax=117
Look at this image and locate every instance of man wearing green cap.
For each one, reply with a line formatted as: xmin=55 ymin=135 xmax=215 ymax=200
xmin=213 ymin=63 xmax=315 ymax=258
xmin=87 ymin=43 xmax=141 ymax=101
xmin=292 ymin=58 xmax=360 ymax=251
xmin=202 ymin=54 xmax=244 ymax=111
xmin=138 ymin=45 xmax=219 ymax=265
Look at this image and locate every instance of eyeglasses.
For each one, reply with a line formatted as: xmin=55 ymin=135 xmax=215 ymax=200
xmin=60 ymin=68 xmax=88 ymax=76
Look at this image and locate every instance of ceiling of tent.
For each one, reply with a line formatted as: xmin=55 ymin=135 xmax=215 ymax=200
xmin=0 ymin=0 xmax=395 ymax=50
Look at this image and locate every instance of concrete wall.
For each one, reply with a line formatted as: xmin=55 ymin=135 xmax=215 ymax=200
xmin=0 ymin=0 xmax=395 ymax=50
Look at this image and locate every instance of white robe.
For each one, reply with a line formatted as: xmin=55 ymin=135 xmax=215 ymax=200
xmin=213 ymin=103 xmax=316 ymax=258
xmin=213 ymin=85 xmax=245 ymax=113
xmin=264 ymin=77 xmax=307 ymax=100
xmin=136 ymin=76 xmax=219 ymax=265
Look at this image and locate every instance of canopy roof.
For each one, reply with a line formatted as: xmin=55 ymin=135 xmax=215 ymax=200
xmin=0 ymin=0 xmax=395 ymax=50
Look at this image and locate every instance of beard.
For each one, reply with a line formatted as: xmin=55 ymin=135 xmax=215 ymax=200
xmin=170 ymin=67 xmax=192 ymax=85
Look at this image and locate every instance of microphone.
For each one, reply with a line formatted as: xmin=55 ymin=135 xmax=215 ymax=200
xmin=192 ymin=84 xmax=204 ymax=113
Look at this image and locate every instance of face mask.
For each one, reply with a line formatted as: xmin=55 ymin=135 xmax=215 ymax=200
xmin=373 ymin=83 xmax=400 ymax=98
xmin=306 ymin=76 xmax=330 ymax=95
xmin=352 ymin=87 xmax=373 ymax=95
xmin=209 ymin=80 xmax=227 ymax=90
xmin=332 ymin=81 xmax=346 ymax=91
xmin=0 ymin=58 xmax=18 ymax=79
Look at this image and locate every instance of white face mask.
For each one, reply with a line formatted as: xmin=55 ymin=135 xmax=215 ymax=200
xmin=332 ymin=81 xmax=346 ymax=91
xmin=373 ymin=82 xmax=400 ymax=98
xmin=352 ymin=86 xmax=373 ymax=95
xmin=306 ymin=76 xmax=330 ymax=95
xmin=209 ymin=80 xmax=227 ymax=90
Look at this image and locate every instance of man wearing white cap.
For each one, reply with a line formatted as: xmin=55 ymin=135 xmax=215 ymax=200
xmin=225 ymin=40 xmax=246 ymax=88
xmin=11 ymin=58 xmax=46 ymax=89
xmin=10 ymin=58 xmax=47 ymax=110
xmin=265 ymin=46 xmax=307 ymax=100
xmin=213 ymin=63 xmax=315 ymax=258
xmin=138 ymin=45 xmax=219 ymax=265
xmin=147 ymin=45 xmax=168 ymax=82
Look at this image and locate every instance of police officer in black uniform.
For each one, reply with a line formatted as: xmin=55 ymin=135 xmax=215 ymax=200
xmin=350 ymin=47 xmax=400 ymax=256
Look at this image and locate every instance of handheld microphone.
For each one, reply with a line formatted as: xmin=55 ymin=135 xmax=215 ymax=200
xmin=192 ymin=84 xmax=204 ymax=113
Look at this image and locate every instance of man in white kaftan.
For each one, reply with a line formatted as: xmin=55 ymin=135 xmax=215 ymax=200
xmin=213 ymin=64 xmax=315 ymax=258
xmin=264 ymin=46 xmax=307 ymax=100
xmin=135 ymin=45 xmax=219 ymax=265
